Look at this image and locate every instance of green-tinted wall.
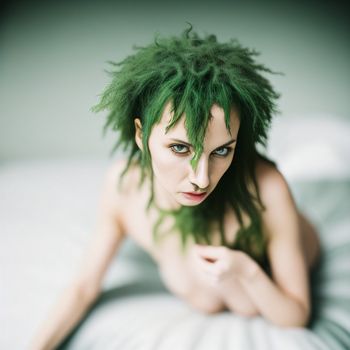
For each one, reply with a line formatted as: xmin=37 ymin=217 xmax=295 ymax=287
xmin=0 ymin=0 xmax=349 ymax=160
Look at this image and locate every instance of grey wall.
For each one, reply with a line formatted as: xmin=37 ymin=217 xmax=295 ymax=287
xmin=1 ymin=0 xmax=349 ymax=161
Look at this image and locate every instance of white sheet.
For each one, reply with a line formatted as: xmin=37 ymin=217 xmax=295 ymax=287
xmin=1 ymin=116 xmax=349 ymax=349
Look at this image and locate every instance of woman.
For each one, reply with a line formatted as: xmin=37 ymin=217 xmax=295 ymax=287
xmin=30 ymin=27 xmax=321 ymax=349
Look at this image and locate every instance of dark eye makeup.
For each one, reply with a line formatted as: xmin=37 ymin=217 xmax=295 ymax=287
xmin=169 ymin=144 xmax=233 ymax=157
xmin=169 ymin=144 xmax=190 ymax=154
xmin=213 ymin=147 xmax=233 ymax=157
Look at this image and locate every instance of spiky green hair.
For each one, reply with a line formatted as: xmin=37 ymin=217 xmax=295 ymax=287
xmin=92 ymin=26 xmax=280 ymax=265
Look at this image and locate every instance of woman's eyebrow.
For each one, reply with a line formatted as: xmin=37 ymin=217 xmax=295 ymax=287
xmin=215 ymin=139 xmax=237 ymax=148
xmin=169 ymin=138 xmax=236 ymax=148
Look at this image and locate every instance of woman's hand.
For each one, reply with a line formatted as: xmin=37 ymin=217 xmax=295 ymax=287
xmin=191 ymin=245 xmax=258 ymax=286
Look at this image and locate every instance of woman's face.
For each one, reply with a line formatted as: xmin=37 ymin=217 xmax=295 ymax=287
xmin=135 ymin=101 xmax=240 ymax=210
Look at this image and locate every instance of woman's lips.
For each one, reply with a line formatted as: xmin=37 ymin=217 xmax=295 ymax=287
xmin=182 ymin=192 xmax=207 ymax=201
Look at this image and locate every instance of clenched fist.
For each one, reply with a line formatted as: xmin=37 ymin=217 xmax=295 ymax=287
xmin=190 ymin=244 xmax=257 ymax=286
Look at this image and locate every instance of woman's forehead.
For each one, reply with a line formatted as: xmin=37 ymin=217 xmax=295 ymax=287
xmin=159 ymin=102 xmax=239 ymax=130
xmin=156 ymin=101 xmax=239 ymax=140
xmin=159 ymin=101 xmax=175 ymax=125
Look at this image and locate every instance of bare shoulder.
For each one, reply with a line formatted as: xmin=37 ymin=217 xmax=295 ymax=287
xmin=253 ymin=156 xmax=298 ymax=240
xmin=99 ymin=158 xmax=140 ymax=215
xmin=103 ymin=158 xmax=141 ymax=194
xmin=254 ymin=156 xmax=293 ymax=208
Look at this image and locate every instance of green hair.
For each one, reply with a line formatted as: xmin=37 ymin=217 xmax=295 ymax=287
xmin=92 ymin=26 xmax=280 ymax=266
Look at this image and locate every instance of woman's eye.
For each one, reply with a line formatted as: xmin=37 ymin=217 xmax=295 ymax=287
xmin=213 ymin=147 xmax=231 ymax=157
xmin=170 ymin=144 xmax=189 ymax=154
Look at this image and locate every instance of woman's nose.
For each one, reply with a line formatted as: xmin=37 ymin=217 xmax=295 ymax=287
xmin=188 ymin=155 xmax=210 ymax=190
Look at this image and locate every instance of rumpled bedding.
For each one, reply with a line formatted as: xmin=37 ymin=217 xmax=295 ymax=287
xmin=1 ymin=116 xmax=349 ymax=349
xmin=61 ymin=179 xmax=350 ymax=350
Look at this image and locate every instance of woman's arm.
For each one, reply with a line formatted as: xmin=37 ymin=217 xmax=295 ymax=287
xmin=29 ymin=161 xmax=127 ymax=350
xmin=237 ymin=254 xmax=310 ymax=327
xmin=244 ymin=163 xmax=311 ymax=327
xmin=194 ymin=164 xmax=311 ymax=327
xmin=194 ymin=245 xmax=309 ymax=327
xmin=28 ymin=282 xmax=99 ymax=350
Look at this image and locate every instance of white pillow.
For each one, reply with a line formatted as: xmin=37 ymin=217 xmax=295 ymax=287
xmin=266 ymin=114 xmax=350 ymax=181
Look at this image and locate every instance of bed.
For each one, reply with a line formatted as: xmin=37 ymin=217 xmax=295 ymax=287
xmin=1 ymin=115 xmax=349 ymax=349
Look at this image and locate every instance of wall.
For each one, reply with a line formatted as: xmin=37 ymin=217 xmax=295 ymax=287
xmin=0 ymin=0 xmax=349 ymax=161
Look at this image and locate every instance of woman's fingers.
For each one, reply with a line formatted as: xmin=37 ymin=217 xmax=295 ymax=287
xmin=194 ymin=251 xmax=226 ymax=280
xmin=194 ymin=244 xmax=227 ymax=261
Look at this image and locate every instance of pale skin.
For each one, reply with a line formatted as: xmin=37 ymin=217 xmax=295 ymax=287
xmin=29 ymin=102 xmax=321 ymax=350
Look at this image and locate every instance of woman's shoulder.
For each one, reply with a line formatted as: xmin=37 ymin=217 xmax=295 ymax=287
xmin=254 ymin=155 xmax=292 ymax=207
xmin=253 ymin=155 xmax=298 ymax=243
xmin=103 ymin=158 xmax=143 ymax=197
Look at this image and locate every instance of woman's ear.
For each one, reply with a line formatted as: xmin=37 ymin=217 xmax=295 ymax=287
xmin=134 ymin=118 xmax=143 ymax=151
